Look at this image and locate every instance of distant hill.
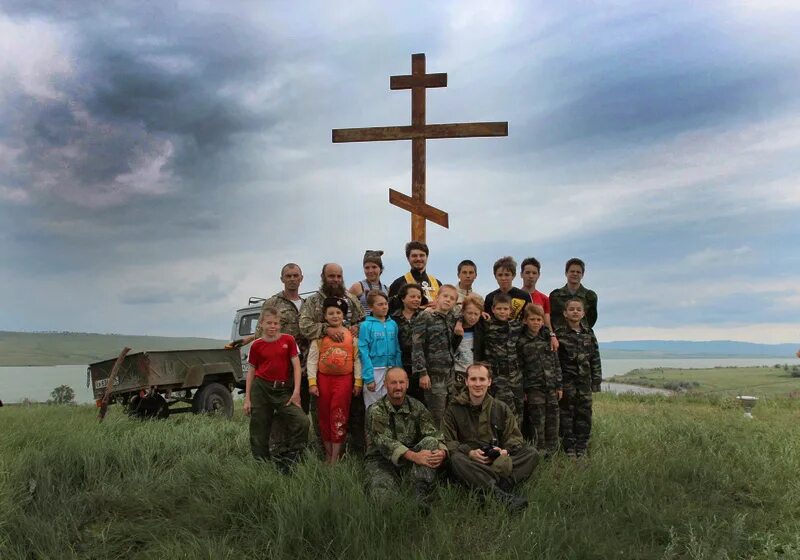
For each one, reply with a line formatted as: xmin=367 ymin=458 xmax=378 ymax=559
xmin=0 ymin=331 xmax=228 ymax=366
xmin=1 ymin=332 xmax=796 ymax=366
xmin=601 ymin=340 xmax=796 ymax=359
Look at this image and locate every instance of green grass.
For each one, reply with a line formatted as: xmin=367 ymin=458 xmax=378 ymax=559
xmin=609 ymin=366 xmax=800 ymax=397
xmin=0 ymin=331 xmax=228 ymax=366
xmin=2 ymin=396 xmax=800 ymax=559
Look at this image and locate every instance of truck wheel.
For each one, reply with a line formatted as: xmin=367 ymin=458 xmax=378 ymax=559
xmin=192 ymin=383 xmax=233 ymax=418
xmin=127 ymin=394 xmax=169 ymax=420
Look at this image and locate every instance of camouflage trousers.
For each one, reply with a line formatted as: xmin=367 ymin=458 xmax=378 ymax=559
xmin=489 ymin=366 xmax=524 ymax=430
xmin=249 ymin=377 xmax=310 ymax=461
xmin=405 ymin=363 xmax=426 ymax=407
xmin=449 ymin=445 xmax=538 ymax=490
xmin=524 ymin=388 xmax=560 ymax=453
xmin=270 ymin=375 xmax=317 ymax=454
xmin=559 ymin=384 xmax=593 ymax=454
xmin=365 ymin=436 xmax=442 ymax=499
xmin=423 ymin=370 xmax=451 ymax=429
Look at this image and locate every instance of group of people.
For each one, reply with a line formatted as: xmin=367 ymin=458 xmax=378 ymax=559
xmin=235 ymin=241 xmax=601 ymax=511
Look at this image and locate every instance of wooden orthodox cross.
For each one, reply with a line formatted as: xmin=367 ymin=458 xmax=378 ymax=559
xmin=332 ymin=53 xmax=508 ymax=242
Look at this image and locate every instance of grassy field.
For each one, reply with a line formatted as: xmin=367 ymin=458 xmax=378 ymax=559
xmin=2 ymin=396 xmax=800 ymax=559
xmin=0 ymin=332 xmax=228 ymax=367
xmin=609 ymin=366 xmax=800 ymax=398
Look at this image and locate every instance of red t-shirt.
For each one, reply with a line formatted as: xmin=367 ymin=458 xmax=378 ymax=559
xmin=530 ymin=289 xmax=551 ymax=315
xmin=248 ymin=335 xmax=298 ymax=382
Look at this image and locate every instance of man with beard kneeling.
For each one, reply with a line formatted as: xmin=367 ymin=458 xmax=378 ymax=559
xmin=442 ymin=362 xmax=538 ymax=512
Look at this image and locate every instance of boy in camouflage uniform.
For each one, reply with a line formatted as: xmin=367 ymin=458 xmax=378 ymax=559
xmin=476 ymin=293 xmax=525 ymax=428
xmin=411 ymin=284 xmax=462 ymax=427
xmin=517 ymin=304 xmax=562 ymax=455
xmin=556 ymin=297 xmax=602 ymax=458
xmin=365 ymin=367 xmax=448 ymax=507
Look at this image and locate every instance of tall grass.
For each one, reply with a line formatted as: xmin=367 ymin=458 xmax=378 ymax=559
xmin=2 ymin=395 xmax=800 ymax=559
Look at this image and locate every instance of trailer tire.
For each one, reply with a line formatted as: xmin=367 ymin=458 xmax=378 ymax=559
xmin=127 ymin=394 xmax=169 ymax=420
xmin=193 ymin=383 xmax=233 ymax=418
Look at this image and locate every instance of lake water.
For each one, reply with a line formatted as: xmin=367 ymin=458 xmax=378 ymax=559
xmin=0 ymin=357 xmax=791 ymax=404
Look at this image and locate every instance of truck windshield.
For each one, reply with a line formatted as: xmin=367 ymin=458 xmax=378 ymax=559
xmin=239 ymin=313 xmax=260 ymax=336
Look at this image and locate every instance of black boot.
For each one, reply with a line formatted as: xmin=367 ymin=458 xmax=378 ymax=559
xmin=491 ymin=485 xmax=528 ymax=513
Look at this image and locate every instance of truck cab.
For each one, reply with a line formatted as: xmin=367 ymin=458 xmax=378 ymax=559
xmin=231 ymin=297 xmax=265 ymax=378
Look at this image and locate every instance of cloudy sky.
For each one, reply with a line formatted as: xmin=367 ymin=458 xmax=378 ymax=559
xmin=2 ymin=1 xmax=799 ymax=343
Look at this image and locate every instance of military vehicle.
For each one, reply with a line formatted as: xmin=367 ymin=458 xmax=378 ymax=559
xmin=89 ymin=348 xmax=244 ymax=419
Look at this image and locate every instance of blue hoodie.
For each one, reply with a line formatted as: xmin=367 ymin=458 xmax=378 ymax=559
xmin=358 ymin=315 xmax=403 ymax=384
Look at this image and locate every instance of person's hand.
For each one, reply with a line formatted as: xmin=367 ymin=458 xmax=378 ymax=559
xmin=419 ymin=374 xmax=431 ymax=390
xmin=550 ymin=335 xmax=559 ymax=352
xmin=497 ymin=447 xmax=509 ymax=457
xmin=454 ymin=320 xmax=464 ymax=337
xmin=349 ymin=324 xmax=360 ymax=337
xmin=326 ymin=326 xmax=345 ymax=342
xmin=286 ymin=391 xmax=302 ymax=408
xmin=367 ymin=382 xmax=376 ymax=392
xmin=243 ymin=398 xmax=252 ymax=416
xmin=481 ymin=312 xmax=491 ymax=321
xmin=353 ymin=385 xmax=362 ymax=396
xmin=556 ymin=389 xmax=563 ymax=401
xmin=412 ymin=449 xmax=438 ymax=467
xmin=468 ymin=448 xmax=490 ymax=464
xmin=309 ymin=385 xmax=320 ymax=397
xmin=428 ymin=449 xmax=447 ymax=468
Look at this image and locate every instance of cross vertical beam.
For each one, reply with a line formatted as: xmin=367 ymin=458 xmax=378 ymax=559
xmin=411 ymin=53 xmax=426 ymax=242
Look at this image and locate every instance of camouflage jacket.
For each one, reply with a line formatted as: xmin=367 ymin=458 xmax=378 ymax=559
xmin=549 ymin=284 xmax=598 ymax=331
xmin=411 ymin=309 xmax=462 ymax=378
xmin=254 ymin=292 xmax=308 ymax=354
xmin=391 ymin=309 xmax=420 ymax=368
xmin=517 ymin=327 xmax=562 ymax=391
xmin=298 ymin=290 xmax=366 ymax=342
xmin=366 ymin=395 xmax=446 ymax=465
xmin=477 ymin=318 xmax=524 ymax=380
xmin=442 ymin=393 xmax=524 ymax=455
xmin=556 ymin=325 xmax=602 ymax=390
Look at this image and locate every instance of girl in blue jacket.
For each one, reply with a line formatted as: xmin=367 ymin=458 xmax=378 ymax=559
xmin=359 ymin=291 xmax=403 ymax=408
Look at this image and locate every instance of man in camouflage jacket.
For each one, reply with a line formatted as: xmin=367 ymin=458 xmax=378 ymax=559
xmin=442 ymin=363 xmax=536 ymax=511
xmin=517 ymin=325 xmax=562 ymax=453
xmin=556 ymin=298 xmax=602 ymax=457
xmin=366 ymin=367 xmax=448 ymax=506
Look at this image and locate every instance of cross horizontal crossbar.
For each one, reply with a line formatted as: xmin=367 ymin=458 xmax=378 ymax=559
xmin=332 ymin=122 xmax=508 ymax=143
xmin=390 ymin=72 xmax=448 ymax=90
xmin=389 ymin=189 xmax=449 ymax=228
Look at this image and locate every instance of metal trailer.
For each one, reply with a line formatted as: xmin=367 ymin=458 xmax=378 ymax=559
xmin=88 ymin=348 xmax=244 ymax=419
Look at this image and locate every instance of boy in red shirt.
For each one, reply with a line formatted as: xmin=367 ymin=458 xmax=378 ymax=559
xmin=244 ymin=307 xmax=309 ymax=471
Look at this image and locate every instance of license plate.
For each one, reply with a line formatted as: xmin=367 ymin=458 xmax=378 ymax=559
xmin=94 ymin=377 xmax=119 ymax=389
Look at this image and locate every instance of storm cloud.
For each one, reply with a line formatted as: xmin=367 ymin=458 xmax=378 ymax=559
xmin=2 ymin=1 xmax=800 ymax=342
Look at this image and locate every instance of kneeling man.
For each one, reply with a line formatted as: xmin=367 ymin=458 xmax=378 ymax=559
xmin=365 ymin=367 xmax=448 ymax=507
xmin=443 ymin=362 xmax=538 ymax=512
